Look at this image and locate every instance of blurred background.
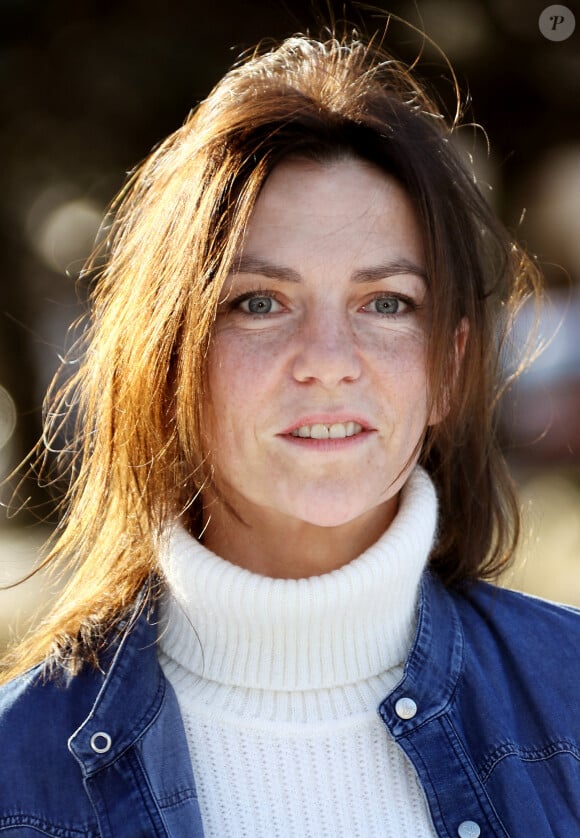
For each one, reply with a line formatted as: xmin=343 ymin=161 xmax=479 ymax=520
xmin=1 ymin=0 xmax=579 ymax=649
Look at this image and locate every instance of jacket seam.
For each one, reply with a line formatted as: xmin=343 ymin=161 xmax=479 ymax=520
xmin=0 ymin=812 xmax=96 ymax=837
xmin=441 ymin=715 xmax=509 ymax=836
xmin=479 ymin=739 xmax=580 ymax=784
xmin=123 ymin=747 xmax=169 ymax=835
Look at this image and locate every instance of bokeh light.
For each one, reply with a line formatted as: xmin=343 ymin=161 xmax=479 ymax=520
xmin=0 ymin=386 xmax=16 ymax=451
xmin=526 ymin=144 xmax=580 ymax=276
xmin=406 ymin=0 xmax=491 ymax=59
xmin=26 ymin=185 xmax=103 ymax=275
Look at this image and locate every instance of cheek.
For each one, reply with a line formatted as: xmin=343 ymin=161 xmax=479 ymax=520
xmin=207 ymin=335 xmax=280 ymax=432
xmin=366 ymin=333 xmax=431 ymax=431
xmin=362 ymin=327 xmax=429 ymax=382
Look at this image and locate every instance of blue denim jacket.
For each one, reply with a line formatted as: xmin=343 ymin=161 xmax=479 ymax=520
xmin=1 ymin=571 xmax=579 ymax=837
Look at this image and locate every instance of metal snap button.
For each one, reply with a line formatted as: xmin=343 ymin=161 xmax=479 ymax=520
xmin=90 ymin=731 xmax=112 ymax=754
xmin=394 ymin=696 xmax=418 ymax=720
xmin=458 ymin=821 xmax=481 ymax=838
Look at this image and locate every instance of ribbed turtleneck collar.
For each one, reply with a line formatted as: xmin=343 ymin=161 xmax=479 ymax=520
xmin=158 ymin=466 xmax=438 ymax=692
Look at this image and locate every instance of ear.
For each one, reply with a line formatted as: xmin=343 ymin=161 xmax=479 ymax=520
xmin=428 ymin=317 xmax=469 ymax=426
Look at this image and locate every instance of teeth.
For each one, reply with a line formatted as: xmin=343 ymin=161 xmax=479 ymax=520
xmin=329 ymin=424 xmax=346 ymax=439
xmin=311 ymin=423 xmax=329 ymax=439
xmin=290 ymin=422 xmax=363 ymax=439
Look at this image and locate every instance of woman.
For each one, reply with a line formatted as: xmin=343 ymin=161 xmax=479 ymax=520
xmin=1 ymin=32 xmax=578 ymax=838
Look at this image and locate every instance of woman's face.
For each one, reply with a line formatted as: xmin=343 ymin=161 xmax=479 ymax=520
xmin=205 ymin=156 xmax=438 ymax=532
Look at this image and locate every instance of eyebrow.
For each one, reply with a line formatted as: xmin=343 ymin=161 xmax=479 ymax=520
xmin=231 ymin=255 xmax=428 ymax=284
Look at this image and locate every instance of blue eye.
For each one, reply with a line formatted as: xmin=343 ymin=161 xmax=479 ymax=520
xmin=244 ymin=296 xmax=273 ymax=314
xmin=235 ymin=293 xmax=283 ymax=315
xmin=364 ymin=296 xmax=410 ymax=315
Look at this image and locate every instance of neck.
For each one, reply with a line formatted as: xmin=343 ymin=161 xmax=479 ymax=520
xmin=200 ymin=494 xmax=399 ymax=578
xmin=160 ymin=466 xmax=438 ymax=691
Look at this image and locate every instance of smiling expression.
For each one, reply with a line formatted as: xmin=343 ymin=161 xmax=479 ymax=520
xmin=204 ymin=156 xmax=438 ymax=534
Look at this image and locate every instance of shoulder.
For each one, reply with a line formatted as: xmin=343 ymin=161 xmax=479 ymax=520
xmin=0 ymin=604 xmax=160 ymax=827
xmin=0 ymin=661 xmax=104 ymax=769
xmin=0 ymin=661 xmax=104 ymax=830
xmin=448 ymin=579 xmax=580 ymax=701
xmin=0 ymin=659 xmax=103 ymax=735
xmin=419 ymin=572 xmax=580 ymax=694
xmin=452 ymin=578 xmax=580 ymax=640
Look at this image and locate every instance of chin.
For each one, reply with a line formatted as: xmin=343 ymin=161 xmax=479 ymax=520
xmin=286 ymin=502 xmax=376 ymax=530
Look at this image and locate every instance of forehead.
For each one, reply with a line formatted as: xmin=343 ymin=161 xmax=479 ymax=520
xmin=237 ymin=156 xmax=425 ymax=272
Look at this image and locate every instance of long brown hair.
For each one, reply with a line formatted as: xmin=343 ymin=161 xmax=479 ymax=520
xmin=2 ymin=32 xmax=541 ymax=681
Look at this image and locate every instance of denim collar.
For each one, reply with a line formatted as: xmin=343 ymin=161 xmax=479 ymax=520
xmin=68 ymin=570 xmax=462 ymax=770
xmin=379 ymin=571 xmax=463 ymax=737
xmin=68 ymin=596 xmax=164 ymax=774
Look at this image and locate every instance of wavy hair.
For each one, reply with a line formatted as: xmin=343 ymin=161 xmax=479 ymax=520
xmin=2 ymin=31 xmax=541 ymax=680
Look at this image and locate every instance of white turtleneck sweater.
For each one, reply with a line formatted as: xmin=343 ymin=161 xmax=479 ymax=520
xmin=158 ymin=466 xmax=439 ymax=837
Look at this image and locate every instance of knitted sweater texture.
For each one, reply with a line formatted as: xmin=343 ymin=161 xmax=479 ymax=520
xmin=158 ymin=467 xmax=438 ymax=837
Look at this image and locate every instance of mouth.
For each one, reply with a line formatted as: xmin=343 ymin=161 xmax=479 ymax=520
xmin=278 ymin=415 xmax=375 ymax=447
xmin=289 ymin=421 xmax=363 ymax=439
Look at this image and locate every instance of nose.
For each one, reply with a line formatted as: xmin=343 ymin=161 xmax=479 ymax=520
xmin=291 ymin=308 xmax=362 ymax=387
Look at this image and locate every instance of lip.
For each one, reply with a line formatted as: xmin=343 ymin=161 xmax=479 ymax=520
xmin=280 ymin=431 xmax=375 ymax=451
xmin=278 ymin=414 xmax=375 ymax=436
